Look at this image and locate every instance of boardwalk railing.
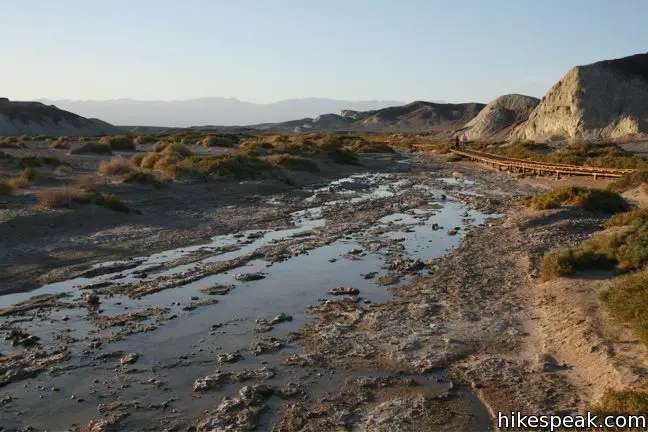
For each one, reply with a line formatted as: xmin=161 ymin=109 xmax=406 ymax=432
xmin=449 ymin=148 xmax=633 ymax=179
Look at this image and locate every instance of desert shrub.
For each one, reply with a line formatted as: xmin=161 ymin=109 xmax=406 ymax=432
xmin=590 ymin=388 xmax=648 ymax=424
xmin=201 ymin=135 xmax=239 ymax=148
xmin=36 ymin=187 xmax=88 ymax=208
xmin=261 ymin=154 xmax=320 ymax=173
xmin=175 ymin=152 xmax=271 ymax=179
xmin=600 ymin=271 xmax=648 ymax=345
xmin=98 ymin=156 xmax=135 ymax=176
xmin=99 ymin=135 xmax=135 ymax=151
xmin=522 ymin=187 xmax=628 ymax=214
xmin=121 ymin=169 xmax=168 ymax=186
xmin=239 ymin=139 xmax=275 ymax=155
xmin=76 ymin=174 xmax=99 ymax=190
xmin=19 ymin=155 xmax=64 ymax=168
xmin=69 ymin=142 xmax=113 ymax=155
xmin=8 ymin=167 xmax=36 ymax=189
xmin=609 ymin=170 xmax=648 ymax=192
xmin=0 ymin=180 xmax=14 ymax=196
xmin=49 ymin=137 xmax=71 ymax=149
xmin=131 ymin=154 xmax=145 ymax=166
xmin=541 ymin=217 xmax=648 ymax=280
xmin=445 ymin=154 xmax=463 ymax=162
xmin=140 ymin=153 xmax=163 ymax=169
xmin=606 ymin=208 xmax=648 ymax=228
xmin=133 ymin=135 xmax=157 ymax=145
xmin=0 ymin=137 xmax=26 ymax=149
xmin=346 ymin=140 xmax=395 ymax=154
xmin=151 ymin=142 xmax=193 ymax=157
xmin=37 ymin=188 xmax=129 ymax=212
xmin=319 ymin=138 xmax=359 ymax=165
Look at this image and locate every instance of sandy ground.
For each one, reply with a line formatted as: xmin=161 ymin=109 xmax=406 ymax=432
xmin=1 ymin=146 xmax=647 ymax=431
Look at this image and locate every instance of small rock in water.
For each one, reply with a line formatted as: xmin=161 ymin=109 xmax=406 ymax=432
xmin=328 ymin=258 xmax=337 ymax=263
xmin=190 ymin=296 xmax=199 ymax=301
xmin=270 ymin=313 xmax=293 ymax=325
xmin=431 ymin=223 xmax=441 ymax=230
xmin=330 ymin=287 xmax=360 ymax=296
xmin=234 ymin=272 xmax=266 ymax=282
xmin=362 ymin=272 xmax=378 ymax=280
xmin=84 ymin=291 xmax=100 ymax=305
xmin=216 ymin=352 xmax=243 ymax=364
xmin=447 ymin=228 xmax=458 ymax=236
xmin=120 ymin=353 xmax=139 ymax=365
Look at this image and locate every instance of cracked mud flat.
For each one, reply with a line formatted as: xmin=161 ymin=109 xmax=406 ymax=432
xmin=0 ymin=153 xmax=546 ymax=431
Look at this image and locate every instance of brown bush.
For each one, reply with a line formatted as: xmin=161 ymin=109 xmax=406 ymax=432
xmin=98 ymin=156 xmax=135 ymax=176
xmin=69 ymin=142 xmax=113 ymax=155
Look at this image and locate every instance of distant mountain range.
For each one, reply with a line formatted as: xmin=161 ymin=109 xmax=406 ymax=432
xmin=35 ymin=97 xmax=420 ymax=128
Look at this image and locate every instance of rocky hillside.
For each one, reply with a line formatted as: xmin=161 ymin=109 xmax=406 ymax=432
xmin=462 ymin=94 xmax=539 ymax=141
xmin=257 ymin=101 xmax=485 ymax=133
xmin=511 ymin=53 xmax=648 ymax=142
xmin=0 ymin=99 xmax=120 ymax=136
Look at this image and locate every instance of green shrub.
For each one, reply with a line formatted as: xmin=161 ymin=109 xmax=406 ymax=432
xmin=591 ymin=388 xmax=648 ymax=422
xmin=99 ymin=135 xmax=135 ymax=151
xmin=600 ymin=271 xmax=648 ymax=345
xmin=541 ymin=216 xmax=648 ymax=280
xmin=445 ymin=154 xmax=463 ymax=162
xmin=606 ymin=208 xmax=648 ymax=228
xmin=522 ymin=187 xmax=628 ymax=214
xmin=609 ymin=170 xmax=648 ymax=192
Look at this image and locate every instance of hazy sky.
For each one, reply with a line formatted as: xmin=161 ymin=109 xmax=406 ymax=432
xmin=2 ymin=0 xmax=647 ymax=104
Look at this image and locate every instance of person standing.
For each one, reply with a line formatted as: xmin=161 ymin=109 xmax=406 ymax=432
xmin=455 ymin=135 xmax=460 ymax=149
xmin=461 ymin=133 xmax=468 ymax=148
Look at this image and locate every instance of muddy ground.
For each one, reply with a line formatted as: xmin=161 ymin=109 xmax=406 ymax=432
xmin=1 ymin=145 xmax=640 ymax=431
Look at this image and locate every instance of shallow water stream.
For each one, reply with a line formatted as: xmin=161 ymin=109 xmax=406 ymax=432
xmin=0 ymin=169 xmax=497 ymax=431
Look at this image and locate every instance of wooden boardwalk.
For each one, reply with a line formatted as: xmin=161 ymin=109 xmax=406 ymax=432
xmin=449 ymin=148 xmax=634 ymax=179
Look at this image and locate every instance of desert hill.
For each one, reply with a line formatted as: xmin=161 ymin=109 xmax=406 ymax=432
xmin=0 ymin=99 xmax=120 ymax=136
xmin=511 ymin=52 xmax=648 ymax=142
xmin=463 ymin=94 xmax=539 ymax=141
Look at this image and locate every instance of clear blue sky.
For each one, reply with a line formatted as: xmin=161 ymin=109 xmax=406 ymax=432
xmin=2 ymin=0 xmax=647 ymax=104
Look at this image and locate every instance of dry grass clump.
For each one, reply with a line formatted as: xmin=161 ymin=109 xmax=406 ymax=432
xmin=76 ymin=174 xmax=99 ymax=191
xmin=98 ymin=156 xmax=135 ymax=176
xmin=69 ymin=141 xmax=113 ymax=155
xmin=589 ymin=388 xmax=648 ymax=423
xmin=521 ymin=186 xmax=628 ymax=214
xmin=0 ymin=136 xmax=27 ymax=149
xmin=120 ymin=169 xmax=169 ymax=186
xmin=261 ymin=154 xmax=320 ymax=173
xmin=608 ymin=170 xmax=648 ymax=192
xmin=151 ymin=141 xmax=193 ymax=157
xmin=133 ymin=135 xmax=157 ymax=145
xmin=200 ymin=135 xmax=239 ymax=148
xmin=345 ymin=139 xmax=395 ymax=153
xmin=19 ymin=155 xmax=64 ymax=168
xmin=445 ymin=153 xmax=463 ymax=162
xmin=99 ymin=135 xmax=135 ymax=151
xmin=37 ymin=187 xmax=129 ymax=212
xmin=8 ymin=167 xmax=36 ymax=189
xmin=0 ymin=180 xmax=14 ymax=196
xmin=49 ymin=137 xmax=71 ymax=149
